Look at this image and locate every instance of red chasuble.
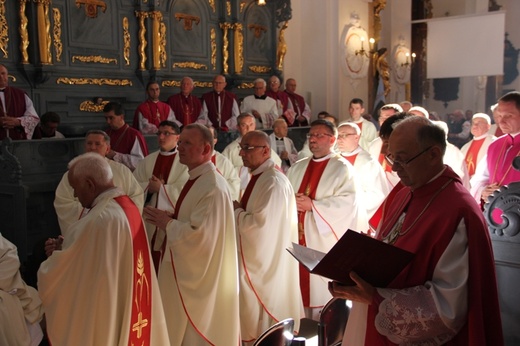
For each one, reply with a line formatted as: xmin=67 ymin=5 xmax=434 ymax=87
xmin=0 ymin=86 xmax=29 ymax=140
xmin=201 ymin=91 xmax=237 ymax=131
xmin=464 ymin=138 xmax=485 ymax=176
xmin=107 ymin=124 xmax=149 ymax=156
xmin=284 ymin=91 xmax=309 ymax=127
xmin=367 ymin=167 xmax=503 ymax=345
xmin=265 ymin=90 xmax=290 ymax=112
xmin=167 ymin=93 xmax=202 ymax=126
xmin=133 ymin=100 xmax=172 ymax=130
xmin=296 ymin=159 xmax=329 ymax=306
xmin=113 ymin=195 xmax=153 ymax=346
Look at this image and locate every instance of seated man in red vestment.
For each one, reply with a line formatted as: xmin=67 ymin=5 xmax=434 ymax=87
xmin=133 ymin=81 xmax=180 ymax=134
xmin=104 ymin=101 xmax=148 ymax=171
xmin=283 ymin=78 xmax=311 ymax=127
xmin=166 ymin=76 xmax=202 ymax=127
xmin=197 ymin=74 xmax=239 ymax=131
xmin=329 ymin=116 xmax=503 ymax=345
xmin=0 ymin=64 xmax=39 ymax=140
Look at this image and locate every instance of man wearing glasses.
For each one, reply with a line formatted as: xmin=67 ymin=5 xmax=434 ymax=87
xmin=133 ymin=120 xmax=189 ymax=270
xmin=287 ymin=119 xmax=368 ymax=319
xmin=329 ymin=116 xmax=503 ymax=345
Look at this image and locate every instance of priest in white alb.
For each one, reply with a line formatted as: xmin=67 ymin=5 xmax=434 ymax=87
xmin=144 ymin=124 xmax=240 ymax=346
xmin=54 ymin=130 xmax=144 ymax=236
xmin=233 ymin=131 xmax=303 ymax=344
xmin=39 ymin=152 xmax=169 ymax=346
xmin=287 ymin=119 xmax=368 ymax=319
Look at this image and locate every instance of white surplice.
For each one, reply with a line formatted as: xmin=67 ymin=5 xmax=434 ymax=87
xmin=39 ymin=188 xmax=169 ymax=346
xmin=212 ymin=150 xmax=240 ymax=200
xmin=235 ymin=159 xmax=304 ymax=341
xmin=54 ymin=158 xmax=144 ymax=236
xmin=159 ymin=162 xmax=240 ymax=346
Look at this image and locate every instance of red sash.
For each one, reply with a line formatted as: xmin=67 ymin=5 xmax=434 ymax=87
xmin=114 ymin=195 xmax=153 ymax=346
xmin=240 ymin=173 xmax=262 ymax=209
xmin=152 ymin=153 xmax=176 ymax=182
xmin=464 ymin=138 xmax=485 ymax=176
xmin=342 ymin=154 xmax=357 ymax=166
xmin=297 ymin=159 xmax=329 ymax=306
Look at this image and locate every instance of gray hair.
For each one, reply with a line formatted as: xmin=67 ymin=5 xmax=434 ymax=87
xmin=86 ymin=129 xmax=110 ymax=143
xmin=253 ymin=78 xmax=267 ymax=87
xmin=68 ymin=152 xmax=113 ymax=184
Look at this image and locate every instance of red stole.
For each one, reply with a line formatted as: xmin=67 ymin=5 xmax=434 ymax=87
xmin=487 ymin=134 xmax=520 ymax=185
xmin=494 ymin=126 xmax=504 ymax=138
xmin=113 ymin=195 xmax=153 ymax=346
xmin=368 ymin=182 xmax=405 ymax=236
xmin=378 ymin=153 xmax=393 ymax=173
xmin=464 ymin=138 xmax=485 ymax=176
xmin=210 ymin=154 xmax=223 ymax=175
xmin=0 ymin=86 xmax=28 ymax=140
xmin=133 ymin=100 xmax=171 ymax=130
xmin=240 ymin=172 xmax=262 ymax=208
xmin=356 ymin=121 xmax=364 ymax=132
xmin=297 ymin=159 xmax=329 ymax=306
xmin=201 ymin=91 xmax=237 ymax=131
xmin=107 ymin=124 xmax=149 ymax=156
xmin=167 ymin=93 xmax=202 ymax=126
xmin=342 ymin=153 xmax=357 ymax=166
xmin=152 ymin=153 xmax=176 ymax=182
xmin=365 ymin=168 xmax=503 ymax=345
xmin=265 ymin=90 xmax=290 ymax=112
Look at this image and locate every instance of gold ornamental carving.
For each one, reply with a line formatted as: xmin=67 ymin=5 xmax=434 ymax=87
xmin=75 ymin=0 xmax=107 ymax=18
xmin=372 ymin=0 xmax=386 ymax=43
xmin=226 ymin=1 xmax=231 ymax=16
xmin=233 ymin=23 xmax=244 ymax=74
xmin=220 ymin=23 xmax=232 ymax=74
xmin=52 ymin=8 xmax=62 ymax=62
xmin=0 ymin=0 xmax=9 ymax=58
xmin=238 ymin=82 xmax=254 ymax=89
xmin=276 ymin=21 xmax=288 ymax=70
xmin=162 ymin=80 xmax=213 ymax=88
xmin=240 ymin=1 xmax=247 ymax=13
xmin=175 ymin=13 xmax=200 ymax=31
xmin=248 ymin=24 xmax=267 ymax=39
xmin=72 ymin=55 xmax=117 ymax=64
xmin=136 ymin=11 xmax=148 ymax=71
xmin=210 ymin=27 xmax=216 ymax=71
xmin=57 ymin=77 xmax=133 ymax=86
xmin=79 ymin=100 xmax=109 ymax=112
xmin=208 ymin=0 xmax=216 ymax=13
xmin=35 ymin=0 xmax=52 ymax=64
xmin=248 ymin=65 xmax=271 ymax=73
xmin=150 ymin=11 xmax=163 ymax=70
xmin=173 ymin=62 xmax=208 ymax=70
xmin=123 ymin=17 xmax=130 ymax=66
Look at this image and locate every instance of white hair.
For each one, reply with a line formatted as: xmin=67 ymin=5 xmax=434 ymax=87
xmin=409 ymin=106 xmax=430 ymax=119
xmin=253 ymin=78 xmax=267 ymax=87
xmin=337 ymin=122 xmax=361 ymax=135
xmin=68 ymin=152 xmax=113 ymax=184
xmin=472 ymin=113 xmax=491 ymax=124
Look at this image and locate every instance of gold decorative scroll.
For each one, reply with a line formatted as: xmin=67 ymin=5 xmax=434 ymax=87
xmin=373 ymin=0 xmax=386 ymax=43
xmin=0 ymin=0 xmax=9 ymax=58
xmin=79 ymin=100 xmax=109 ymax=112
xmin=75 ymin=0 xmax=107 ymax=18
xmin=35 ymin=0 xmax=52 ymax=64
xmin=8 ymin=74 xmax=16 ymax=82
xmin=233 ymin=23 xmax=244 ymax=74
xmin=276 ymin=21 xmax=288 ymax=70
xmin=150 ymin=11 xmax=163 ymax=70
xmin=173 ymin=62 xmax=208 ymax=70
xmin=19 ymin=0 xmax=29 ymax=62
xmin=72 ymin=55 xmax=117 ymax=64
xmin=162 ymin=80 xmax=213 ymax=88
xmin=123 ymin=17 xmax=130 ymax=66
xmin=248 ymin=65 xmax=271 ymax=73
xmin=226 ymin=1 xmax=231 ymax=16
xmin=247 ymin=24 xmax=267 ymax=39
xmin=175 ymin=13 xmax=200 ymax=31
xmin=220 ymin=23 xmax=232 ymax=74
xmin=210 ymin=27 xmax=216 ymax=71
xmin=52 ymin=8 xmax=62 ymax=62
xmin=135 ymin=11 xmax=148 ymax=71
xmin=238 ymin=82 xmax=254 ymax=89
xmin=240 ymin=1 xmax=247 ymax=13
xmin=159 ymin=22 xmax=167 ymax=68
xmin=57 ymin=77 xmax=132 ymax=86
xmin=208 ymin=0 xmax=215 ymax=13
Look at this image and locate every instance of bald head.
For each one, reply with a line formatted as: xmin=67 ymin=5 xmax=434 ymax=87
xmin=239 ymin=131 xmax=271 ymax=170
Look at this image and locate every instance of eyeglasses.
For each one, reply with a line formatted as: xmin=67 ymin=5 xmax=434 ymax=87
xmin=156 ymin=131 xmax=178 ymax=137
xmin=239 ymin=145 xmax=266 ymax=151
xmin=306 ymin=133 xmax=333 ymax=139
xmin=337 ymin=133 xmax=357 ymax=139
xmin=385 ymin=146 xmax=433 ymax=167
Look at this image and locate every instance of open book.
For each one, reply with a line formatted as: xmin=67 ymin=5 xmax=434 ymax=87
xmin=287 ymin=230 xmax=414 ymax=286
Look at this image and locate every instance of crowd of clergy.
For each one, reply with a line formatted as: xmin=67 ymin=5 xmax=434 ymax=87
xmin=1 ymin=70 xmax=515 ymax=345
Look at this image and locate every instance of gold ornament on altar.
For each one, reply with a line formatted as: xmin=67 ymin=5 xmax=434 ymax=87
xmin=75 ymin=0 xmax=107 ymax=18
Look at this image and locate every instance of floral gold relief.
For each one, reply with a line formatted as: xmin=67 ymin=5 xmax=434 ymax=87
xmin=0 ymin=0 xmax=9 ymax=58
xmin=208 ymin=0 xmax=215 ymax=13
xmin=123 ymin=17 xmax=130 ymax=66
xmin=52 ymin=8 xmax=62 ymax=62
xmin=238 ymin=82 xmax=254 ymax=89
xmin=210 ymin=27 xmax=216 ymax=71
xmin=220 ymin=23 xmax=232 ymax=74
xmin=135 ymin=11 xmax=148 ymax=71
xmin=173 ymin=62 xmax=208 ymax=70
xmin=72 ymin=55 xmax=117 ymax=64
xmin=233 ymin=23 xmax=244 ymax=74
xmin=248 ymin=65 xmax=271 ymax=73
xmin=162 ymin=80 xmax=212 ymax=88
xmin=57 ymin=77 xmax=132 ymax=86
xmin=79 ymin=100 xmax=109 ymax=112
